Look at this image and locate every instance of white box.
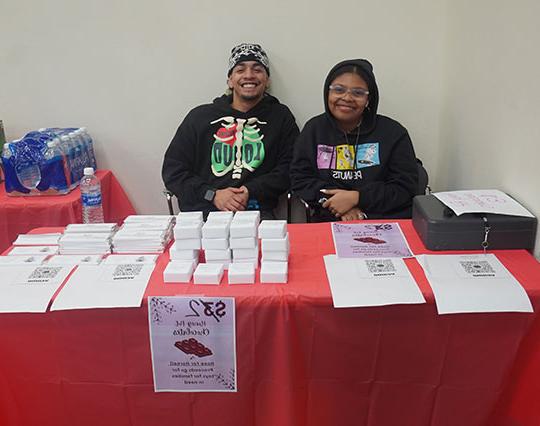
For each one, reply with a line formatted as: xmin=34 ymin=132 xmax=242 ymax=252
xmin=228 ymin=262 xmax=255 ymax=284
xmin=173 ymin=221 xmax=202 ymax=239
xmin=230 ymin=220 xmax=258 ymax=238
xmin=232 ymin=258 xmax=258 ymax=269
xmin=258 ymin=220 xmax=287 ymax=239
xmin=233 ymin=210 xmax=260 ymax=221
xmin=204 ymin=249 xmax=231 ymax=261
xmin=260 ymin=261 xmax=288 ymax=283
xmin=173 ymin=238 xmax=201 ymax=250
xmin=169 ymin=247 xmax=199 ymax=261
xmin=202 ymin=221 xmax=230 ymax=239
xmin=163 ymin=260 xmax=195 ymax=283
xmin=230 ymin=237 xmax=258 ymax=249
xmin=177 ymin=211 xmax=204 ymax=221
xmin=201 ymin=238 xmax=229 ymax=250
xmin=207 ymin=211 xmax=234 ymax=221
xmin=261 ymin=250 xmax=288 ymax=262
xmin=205 ymin=259 xmax=231 ymax=270
xmin=233 ymin=246 xmax=259 ymax=260
xmin=261 ymin=233 xmax=289 ymax=252
xmin=194 ymin=263 xmax=224 ymax=284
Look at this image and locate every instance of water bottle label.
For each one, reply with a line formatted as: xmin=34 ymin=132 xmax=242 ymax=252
xmin=14 ymin=159 xmax=41 ymax=190
xmin=82 ymin=193 xmax=102 ymax=207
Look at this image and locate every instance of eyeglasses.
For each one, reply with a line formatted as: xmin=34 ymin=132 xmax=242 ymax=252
xmin=329 ymin=84 xmax=369 ymax=99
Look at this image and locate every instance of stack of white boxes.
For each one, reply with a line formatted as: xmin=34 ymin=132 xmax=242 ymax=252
xmin=259 ymin=220 xmax=289 ymax=283
xmin=164 ymin=212 xmax=203 ymax=283
xmin=228 ymin=211 xmax=260 ymax=284
xmin=201 ymin=211 xmax=233 ymax=270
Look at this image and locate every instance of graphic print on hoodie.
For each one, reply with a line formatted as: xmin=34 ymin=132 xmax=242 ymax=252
xmin=211 ymin=116 xmax=266 ymax=179
xmin=316 ymin=142 xmax=381 ymax=176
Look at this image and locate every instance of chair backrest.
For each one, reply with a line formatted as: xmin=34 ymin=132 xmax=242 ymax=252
xmin=416 ymin=158 xmax=430 ymax=195
xmin=163 ymin=189 xmax=178 ymax=215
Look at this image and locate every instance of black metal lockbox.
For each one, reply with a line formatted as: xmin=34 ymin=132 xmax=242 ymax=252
xmin=412 ymin=195 xmax=537 ymax=251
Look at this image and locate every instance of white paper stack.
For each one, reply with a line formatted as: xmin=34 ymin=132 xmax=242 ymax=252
xmin=231 ymin=211 xmax=260 ymax=266
xmin=202 ymin=214 xmax=232 ymax=268
xmin=0 ymin=255 xmax=48 ymax=266
xmin=64 ymin=223 xmax=118 ymax=234
xmin=102 ymin=254 xmax=158 ymax=265
xmin=123 ymin=215 xmax=176 ymax=224
xmin=46 ymin=254 xmax=104 ymax=265
xmin=12 ymin=233 xmax=62 ymax=246
xmin=112 ymin=217 xmax=174 ymax=253
xmin=59 ymin=233 xmax=114 ymax=255
xmin=7 ymin=245 xmax=58 ymax=256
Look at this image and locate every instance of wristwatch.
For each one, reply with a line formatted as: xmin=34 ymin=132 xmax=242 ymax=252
xmin=204 ymin=189 xmax=216 ymax=202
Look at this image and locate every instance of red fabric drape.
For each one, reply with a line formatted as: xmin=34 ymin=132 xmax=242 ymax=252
xmin=0 ymin=170 xmax=136 ymax=252
xmin=0 ymin=221 xmax=539 ymax=426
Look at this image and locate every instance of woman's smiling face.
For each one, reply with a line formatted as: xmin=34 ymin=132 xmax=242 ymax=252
xmin=328 ymin=72 xmax=369 ymax=131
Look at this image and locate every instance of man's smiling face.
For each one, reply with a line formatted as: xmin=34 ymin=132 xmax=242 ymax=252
xmin=228 ymin=61 xmax=269 ymax=103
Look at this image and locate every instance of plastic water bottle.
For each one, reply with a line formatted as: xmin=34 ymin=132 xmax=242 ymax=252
xmin=80 ymin=127 xmax=97 ymax=170
xmin=14 ymin=142 xmax=41 ymax=191
xmin=61 ymin=134 xmax=77 ymax=188
xmin=80 ymin=167 xmax=104 ymax=223
xmin=40 ymin=138 xmax=69 ymax=193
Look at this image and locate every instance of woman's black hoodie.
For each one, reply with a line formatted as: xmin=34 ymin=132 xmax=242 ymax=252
xmin=291 ymin=59 xmax=418 ymax=219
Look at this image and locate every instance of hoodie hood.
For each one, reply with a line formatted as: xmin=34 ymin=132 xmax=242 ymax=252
xmin=323 ymin=59 xmax=379 ymax=134
xmin=212 ymin=92 xmax=279 ymax=116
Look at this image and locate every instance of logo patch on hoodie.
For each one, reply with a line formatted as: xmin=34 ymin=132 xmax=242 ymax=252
xmin=210 ymin=117 xmax=266 ymax=179
xmin=317 ymin=143 xmax=380 ymax=179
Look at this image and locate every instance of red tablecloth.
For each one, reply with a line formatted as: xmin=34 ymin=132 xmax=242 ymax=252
xmin=0 ymin=170 xmax=136 ymax=253
xmin=0 ymin=221 xmax=539 ymax=426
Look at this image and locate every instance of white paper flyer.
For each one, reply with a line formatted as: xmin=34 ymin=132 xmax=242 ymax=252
xmin=148 ymin=296 xmax=237 ymax=392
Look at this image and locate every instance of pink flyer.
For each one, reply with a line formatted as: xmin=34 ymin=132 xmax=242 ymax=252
xmin=148 ymin=296 xmax=236 ymax=392
xmin=331 ymin=222 xmax=413 ymax=258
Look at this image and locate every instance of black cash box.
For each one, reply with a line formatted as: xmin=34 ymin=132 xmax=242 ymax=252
xmin=412 ymin=195 xmax=537 ymax=251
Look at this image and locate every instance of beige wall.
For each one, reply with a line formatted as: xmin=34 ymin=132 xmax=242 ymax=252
xmin=441 ymin=0 xmax=540 ymax=257
xmin=0 ymin=0 xmax=445 ymax=210
xmin=1 ymin=0 xmax=539 ymax=256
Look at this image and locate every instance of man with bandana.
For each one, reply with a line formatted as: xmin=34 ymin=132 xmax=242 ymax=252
xmin=162 ymin=43 xmax=299 ymax=218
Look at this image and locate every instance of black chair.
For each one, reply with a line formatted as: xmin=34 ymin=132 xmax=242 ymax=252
xmin=416 ymin=158 xmax=430 ymax=196
xmin=163 ymin=189 xmax=177 ymax=215
xmin=297 ymin=157 xmax=430 ymax=223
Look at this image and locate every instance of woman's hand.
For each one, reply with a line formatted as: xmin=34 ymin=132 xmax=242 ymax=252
xmin=321 ymin=189 xmax=360 ymax=217
xmin=340 ymin=207 xmax=366 ymax=221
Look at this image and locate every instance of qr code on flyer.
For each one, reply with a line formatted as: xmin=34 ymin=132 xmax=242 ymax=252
xmin=27 ymin=266 xmax=62 ymax=283
xmin=459 ymin=260 xmax=496 ymax=277
xmin=112 ymin=264 xmax=143 ymax=280
xmin=365 ymin=259 xmax=396 ymax=276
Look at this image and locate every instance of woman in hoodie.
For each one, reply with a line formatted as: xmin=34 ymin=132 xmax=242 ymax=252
xmin=291 ymin=59 xmax=418 ymax=222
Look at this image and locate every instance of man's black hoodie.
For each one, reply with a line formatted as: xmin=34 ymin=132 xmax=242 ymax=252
xmin=291 ymin=59 xmax=418 ymax=219
xmin=163 ymin=93 xmax=299 ymax=212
